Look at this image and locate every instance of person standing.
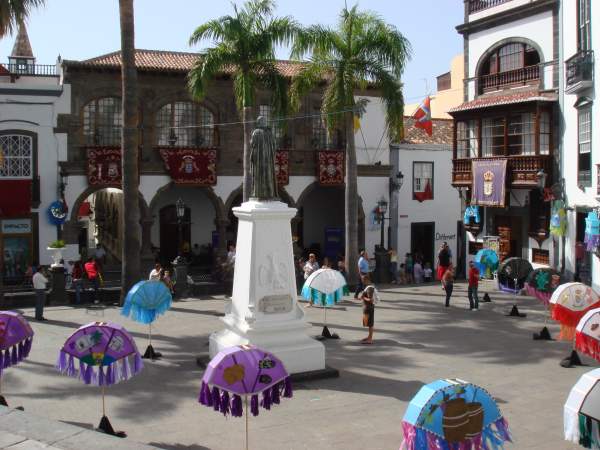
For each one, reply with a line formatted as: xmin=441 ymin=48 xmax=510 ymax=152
xmin=71 ymin=260 xmax=84 ymax=305
xmin=359 ymin=285 xmax=377 ymax=344
xmin=413 ymin=260 xmax=424 ymax=284
xmin=442 ymin=264 xmax=455 ymax=307
xmin=404 ymin=253 xmax=413 ymax=284
xmin=303 ymin=253 xmax=320 ymax=307
xmin=149 ymin=263 xmax=162 ymax=281
xmin=84 ymin=257 xmax=101 ymax=304
xmin=437 ymin=242 xmax=451 ymax=283
xmin=423 ymin=262 xmax=433 ymax=282
xmin=32 ymin=266 xmax=48 ymax=321
xmin=354 ymin=250 xmax=370 ymax=298
xmin=389 ymin=248 xmax=398 ymax=283
xmin=468 ymin=261 xmax=480 ymax=311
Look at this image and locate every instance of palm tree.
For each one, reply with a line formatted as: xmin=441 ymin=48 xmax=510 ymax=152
xmin=290 ymin=4 xmax=410 ymax=286
xmin=119 ymin=0 xmax=141 ymax=301
xmin=0 ymin=0 xmax=44 ymax=37
xmin=188 ymin=0 xmax=297 ymax=201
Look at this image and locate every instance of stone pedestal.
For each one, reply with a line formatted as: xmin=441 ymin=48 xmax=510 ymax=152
xmin=209 ymin=200 xmax=325 ymax=374
xmin=49 ymin=266 xmax=66 ymax=304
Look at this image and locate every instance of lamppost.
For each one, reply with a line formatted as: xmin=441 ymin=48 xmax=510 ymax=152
xmin=173 ymin=198 xmax=188 ymax=299
xmin=374 ymin=196 xmax=391 ymax=284
xmin=377 ymin=196 xmax=388 ymax=250
xmin=175 ymin=198 xmax=186 ymax=261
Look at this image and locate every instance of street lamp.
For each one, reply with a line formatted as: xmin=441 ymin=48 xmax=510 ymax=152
xmin=175 ymin=198 xmax=185 ymax=260
xmin=377 ymin=196 xmax=388 ymax=250
xmin=390 ymin=171 xmax=404 ymax=192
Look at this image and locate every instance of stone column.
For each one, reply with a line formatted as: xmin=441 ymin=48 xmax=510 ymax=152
xmin=140 ymin=217 xmax=155 ymax=273
xmin=216 ymin=218 xmax=229 ymax=258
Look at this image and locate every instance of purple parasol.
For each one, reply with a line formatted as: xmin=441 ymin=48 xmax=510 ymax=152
xmin=199 ymin=345 xmax=292 ymax=418
xmin=0 ymin=311 xmax=34 ymax=378
xmin=56 ymin=321 xmax=143 ymax=386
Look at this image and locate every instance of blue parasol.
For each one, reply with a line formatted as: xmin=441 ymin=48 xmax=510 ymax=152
xmin=474 ymin=249 xmax=499 ymax=279
xmin=401 ymin=379 xmax=511 ymax=450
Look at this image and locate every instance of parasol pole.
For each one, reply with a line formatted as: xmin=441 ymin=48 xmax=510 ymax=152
xmin=102 ymin=385 xmax=106 ymax=417
xmin=149 ymin=323 xmax=152 ymax=347
xmin=245 ymin=395 xmax=249 ymax=450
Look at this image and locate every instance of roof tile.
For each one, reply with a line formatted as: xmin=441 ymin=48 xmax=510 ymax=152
xmin=402 ymin=117 xmax=453 ymax=145
xmin=449 ymin=89 xmax=557 ymax=113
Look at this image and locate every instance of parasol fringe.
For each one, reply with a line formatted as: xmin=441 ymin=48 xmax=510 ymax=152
xmin=83 ymin=363 xmax=94 ymax=385
xmin=284 ymin=377 xmax=293 ymax=398
xmin=133 ymin=352 xmax=143 ymax=375
xmin=56 ymin=349 xmax=67 ymax=372
xmin=199 ymin=381 xmax=213 ymax=407
xmin=211 ymin=387 xmax=220 ymax=411
xmin=121 ymin=356 xmax=130 ymax=382
xmin=10 ymin=345 xmax=18 ymax=366
xmin=219 ymin=390 xmax=230 ymax=416
xmin=66 ymin=354 xmax=76 ymax=377
xmin=272 ymin=382 xmax=281 ymax=404
xmin=576 ymin=332 xmax=600 ymax=360
xmin=23 ymin=338 xmax=32 ymax=358
xmin=98 ymin=365 xmax=105 ymax=386
xmin=105 ymin=364 xmax=114 ymax=385
xmin=2 ymin=350 xmax=8 ymax=369
xmin=0 ymin=352 xmax=3 ymax=378
xmin=250 ymin=394 xmax=259 ymax=416
xmin=16 ymin=342 xmax=22 ymax=362
xmin=230 ymin=394 xmax=243 ymax=417
xmin=260 ymin=387 xmax=272 ymax=410
xmin=122 ymin=287 xmax=172 ymax=325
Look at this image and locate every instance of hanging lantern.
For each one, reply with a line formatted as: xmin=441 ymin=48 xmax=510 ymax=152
xmin=549 ymin=200 xmax=567 ymax=237
xmin=584 ymin=211 xmax=600 ymax=251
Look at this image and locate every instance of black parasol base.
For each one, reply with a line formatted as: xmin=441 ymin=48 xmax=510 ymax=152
xmin=560 ymin=350 xmax=583 ymax=368
xmin=316 ymin=326 xmax=339 ymax=340
xmin=482 ymin=293 xmax=492 ymax=303
xmin=0 ymin=395 xmax=7 ymax=407
xmin=533 ymin=326 xmax=553 ymax=340
xmin=142 ymin=344 xmax=162 ymax=360
xmin=97 ymin=415 xmax=126 ymax=438
xmin=506 ymin=305 xmax=526 ymax=317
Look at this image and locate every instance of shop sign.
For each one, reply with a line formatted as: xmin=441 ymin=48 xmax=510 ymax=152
xmin=2 ymin=218 xmax=32 ymax=234
xmin=435 ymin=232 xmax=456 ymax=241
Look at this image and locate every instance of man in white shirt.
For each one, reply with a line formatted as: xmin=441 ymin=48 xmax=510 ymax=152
xmin=32 ymin=266 xmax=48 ymax=321
xmin=149 ymin=263 xmax=162 ymax=281
xmin=303 ymin=253 xmax=319 ymax=280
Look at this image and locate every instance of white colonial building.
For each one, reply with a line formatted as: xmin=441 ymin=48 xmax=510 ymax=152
xmin=0 ymin=25 xmax=71 ymax=283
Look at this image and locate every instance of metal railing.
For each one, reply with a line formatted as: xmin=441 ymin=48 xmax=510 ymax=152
xmin=468 ymin=0 xmax=513 ymax=14
xmin=597 ymin=165 xmax=600 ymax=196
xmin=565 ymin=50 xmax=594 ymax=92
xmin=5 ymin=63 xmax=57 ymax=76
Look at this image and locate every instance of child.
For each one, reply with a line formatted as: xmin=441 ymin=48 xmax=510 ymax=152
xmin=405 ymin=253 xmax=413 ymax=284
xmin=360 ymin=285 xmax=377 ymax=344
xmin=162 ymin=269 xmax=174 ymax=294
xmin=423 ymin=262 xmax=433 ymax=282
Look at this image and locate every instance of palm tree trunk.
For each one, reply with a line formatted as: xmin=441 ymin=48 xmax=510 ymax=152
xmin=119 ymin=0 xmax=141 ymax=302
xmin=344 ymin=110 xmax=359 ymax=287
xmin=242 ymin=105 xmax=253 ymax=202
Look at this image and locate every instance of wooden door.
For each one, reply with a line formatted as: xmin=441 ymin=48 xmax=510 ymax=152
xmin=159 ymin=205 xmax=191 ymax=265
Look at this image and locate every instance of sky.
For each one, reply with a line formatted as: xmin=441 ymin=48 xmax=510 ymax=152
xmin=0 ymin=0 xmax=463 ymax=102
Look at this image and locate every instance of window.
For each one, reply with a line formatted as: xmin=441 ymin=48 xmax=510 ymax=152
xmin=578 ymin=0 xmax=592 ymax=51
xmin=456 ymin=120 xmax=479 ymax=159
xmin=507 ymin=113 xmax=535 ymax=155
xmin=259 ymin=105 xmax=284 ymax=146
xmin=413 ymin=162 xmax=433 ymax=199
xmin=539 ymin=112 xmax=551 ymax=155
xmin=578 ymin=106 xmax=592 ymax=187
xmin=0 ymin=135 xmax=32 ymax=179
xmin=155 ymin=101 xmax=215 ymax=147
xmin=83 ymin=97 xmax=122 ymax=146
xmin=481 ymin=43 xmax=540 ymax=76
xmin=481 ymin=117 xmax=504 ymax=157
xmin=311 ymin=109 xmax=342 ymax=149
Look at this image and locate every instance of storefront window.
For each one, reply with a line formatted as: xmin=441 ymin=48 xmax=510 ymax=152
xmin=1 ymin=218 xmax=33 ymax=285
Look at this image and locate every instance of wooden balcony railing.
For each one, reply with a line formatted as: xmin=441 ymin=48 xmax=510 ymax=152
xmin=452 ymin=155 xmax=551 ymax=188
xmin=565 ymin=50 xmax=594 ymax=94
xmin=468 ymin=0 xmax=513 ymax=14
xmin=479 ymin=65 xmax=540 ymax=93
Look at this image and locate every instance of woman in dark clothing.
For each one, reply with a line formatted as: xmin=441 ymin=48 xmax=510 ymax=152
xmin=442 ymin=264 xmax=455 ymax=307
xmin=360 ymin=285 xmax=376 ymax=344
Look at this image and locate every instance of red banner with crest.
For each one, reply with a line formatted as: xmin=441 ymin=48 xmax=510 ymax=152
xmin=159 ymin=148 xmax=217 ymax=185
xmin=87 ymin=147 xmax=122 ymax=186
xmin=275 ymin=150 xmax=289 ymax=186
xmin=317 ymin=150 xmax=345 ymax=185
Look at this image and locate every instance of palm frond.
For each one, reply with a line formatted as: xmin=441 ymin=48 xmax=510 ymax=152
xmin=366 ymin=64 xmax=405 ymax=142
xmin=290 ymin=25 xmax=341 ymax=61
xmin=187 ymin=45 xmax=238 ymax=101
xmin=0 ymin=0 xmax=44 ymax=37
xmin=289 ymin=59 xmax=329 ymax=112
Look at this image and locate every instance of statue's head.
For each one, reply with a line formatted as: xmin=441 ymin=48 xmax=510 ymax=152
xmin=256 ymin=115 xmax=268 ymax=128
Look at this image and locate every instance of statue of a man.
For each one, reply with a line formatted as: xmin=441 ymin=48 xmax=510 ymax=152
xmin=250 ymin=116 xmax=279 ymax=200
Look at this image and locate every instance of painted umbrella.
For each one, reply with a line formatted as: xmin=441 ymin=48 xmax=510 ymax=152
xmin=497 ymin=257 xmax=532 ymax=294
xmin=474 ymin=249 xmax=499 ymax=279
xmin=401 ymin=379 xmax=511 ymax=450
xmin=301 ymin=268 xmax=349 ymax=306
xmin=564 ymin=368 xmax=600 ymax=448
xmin=524 ymin=268 xmax=561 ymax=305
xmin=576 ymin=308 xmax=600 ymax=362
xmin=0 ymin=311 xmax=34 ymax=406
xmin=550 ymin=283 xmax=600 ymax=341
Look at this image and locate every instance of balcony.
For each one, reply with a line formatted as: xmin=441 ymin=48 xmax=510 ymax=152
xmin=565 ymin=50 xmax=594 ymax=94
xmin=452 ymin=155 xmax=552 ymax=188
xmin=468 ymin=0 xmax=513 ymax=14
xmin=597 ymin=165 xmax=600 ymax=197
xmin=4 ymin=63 xmax=57 ymax=77
xmin=479 ymin=65 xmax=540 ymax=94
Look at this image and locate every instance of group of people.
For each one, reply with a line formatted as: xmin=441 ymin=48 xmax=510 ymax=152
xmin=148 ymin=263 xmax=175 ymax=294
xmin=390 ymin=249 xmax=434 ymax=285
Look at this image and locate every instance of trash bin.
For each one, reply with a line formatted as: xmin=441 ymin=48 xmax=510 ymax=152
xmin=172 ymin=256 xmax=188 ymax=299
xmin=373 ymin=249 xmax=391 ymax=284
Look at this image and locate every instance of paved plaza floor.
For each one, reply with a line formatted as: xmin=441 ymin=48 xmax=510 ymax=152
xmin=0 ymin=280 xmax=590 ymax=449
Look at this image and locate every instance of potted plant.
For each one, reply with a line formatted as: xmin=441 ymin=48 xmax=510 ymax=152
xmin=47 ymin=240 xmax=66 ymax=267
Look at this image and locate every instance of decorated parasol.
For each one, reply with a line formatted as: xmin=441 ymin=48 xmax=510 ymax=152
xmin=565 ymin=368 xmax=600 ymax=448
xmin=550 ymin=283 xmax=600 ymax=368
xmin=584 ymin=211 xmax=600 ymax=252
xmin=576 ymin=308 xmax=600 ymax=362
xmin=56 ymin=321 xmax=143 ymax=437
xmin=0 ymin=311 xmax=34 ymax=406
xmin=122 ymin=280 xmax=172 ymax=360
xmin=199 ymin=345 xmax=292 ymax=450
xmin=474 ymin=249 xmax=499 ymax=279
xmin=497 ymin=257 xmax=532 ymax=294
xmin=401 ymin=378 xmax=511 ymax=450
xmin=300 ymin=268 xmax=349 ymax=339
xmin=525 ymin=268 xmax=561 ymax=340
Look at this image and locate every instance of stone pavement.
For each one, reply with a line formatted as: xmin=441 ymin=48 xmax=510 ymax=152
xmin=0 ymin=280 xmax=590 ymax=449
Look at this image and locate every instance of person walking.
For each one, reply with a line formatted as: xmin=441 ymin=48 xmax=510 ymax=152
xmin=71 ymin=260 xmax=84 ymax=305
xmin=437 ymin=242 xmax=452 ymax=284
xmin=359 ymin=285 xmax=377 ymax=344
xmin=354 ymin=250 xmax=370 ymax=298
xmin=32 ymin=266 xmax=48 ymax=321
xmin=84 ymin=257 xmax=101 ymax=304
xmin=442 ymin=264 xmax=455 ymax=307
xmin=404 ymin=253 xmax=413 ymax=284
xmin=468 ymin=261 xmax=480 ymax=311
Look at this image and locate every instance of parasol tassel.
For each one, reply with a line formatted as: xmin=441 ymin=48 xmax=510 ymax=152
xmin=261 ymin=388 xmax=272 ymax=410
xmin=23 ymin=338 xmax=32 ymax=358
xmin=121 ymin=357 xmax=130 ymax=381
xmin=272 ymin=382 xmax=281 ymax=404
xmin=284 ymin=377 xmax=293 ymax=398
xmin=78 ymin=360 xmax=85 ymax=381
xmin=199 ymin=382 xmax=213 ymax=407
xmin=3 ymin=350 xmax=9 ymax=369
xmin=230 ymin=394 xmax=243 ymax=417
xmin=10 ymin=345 xmax=18 ymax=366
xmin=16 ymin=342 xmax=22 ymax=362
xmin=219 ymin=391 xmax=230 ymax=416
xmin=577 ymin=332 xmax=600 ymax=360
xmin=0 ymin=352 xmax=3 ymax=377
xmin=56 ymin=350 xmax=67 ymax=372
xmin=66 ymin=354 xmax=76 ymax=377
xmin=98 ymin=366 xmax=105 ymax=386
xmin=83 ymin=363 xmax=94 ymax=385
xmin=106 ymin=364 xmax=114 ymax=385
xmin=250 ymin=394 xmax=259 ymax=416
xmin=133 ymin=352 xmax=144 ymax=375
xmin=211 ymin=387 xmax=220 ymax=411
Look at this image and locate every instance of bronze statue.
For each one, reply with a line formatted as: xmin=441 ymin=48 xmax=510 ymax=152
xmin=250 ymin=116 xmax=279 ymax=200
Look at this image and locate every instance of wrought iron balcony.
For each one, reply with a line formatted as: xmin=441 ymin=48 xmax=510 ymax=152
xmin=565 ymin=50 xmax=594 ymax=94
xmin=597 ymin=165 xmax=600 ymax=197
xmin=478 ymin=65 xmax=540 ymax=94
xmin=4 ymin=63 xmax=57 ymax=76
xmin=452 ymin=155 xmax=552 ymax=188
xmin=468 ymin=0 xmax=513 ymax=14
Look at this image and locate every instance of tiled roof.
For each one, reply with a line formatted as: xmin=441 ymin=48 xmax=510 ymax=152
xmin=402 ymin=117 xmax=453 ymax=145
xmin=63 ymin=49 xmax=305 ymax=77
xmin=11 ymin=24 xmax=33 ymax=58
xmin=448 ymin=89 xmax=558 ymax=113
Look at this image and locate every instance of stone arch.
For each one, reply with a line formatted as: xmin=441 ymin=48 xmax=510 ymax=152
xmin=69 ymin=185 xmax=150 ymax=224
xmin=474 ymin=36 xmax=546 ymax=79
xmin=224 ymin=184 xmax=296 ymax=212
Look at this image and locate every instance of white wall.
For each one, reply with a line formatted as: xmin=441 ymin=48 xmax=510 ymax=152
xmin=469 ymin=0 xmax=532 ymax=22
xmin=355 ymin=96 xmax=390 ymax=165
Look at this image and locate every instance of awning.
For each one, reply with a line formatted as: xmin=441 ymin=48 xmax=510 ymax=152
xmin=0 ymin=180 xmax=31 ymax=217
xmin=449 ymin=89 xmax=558 ymax=114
